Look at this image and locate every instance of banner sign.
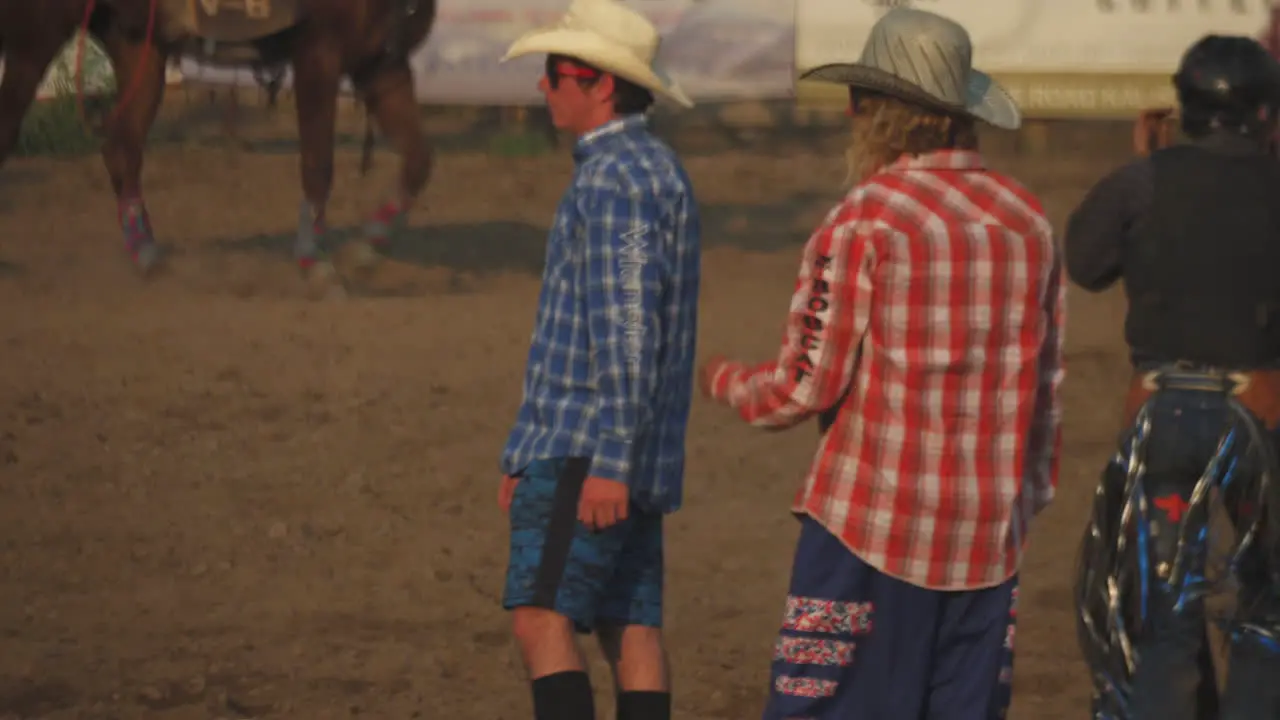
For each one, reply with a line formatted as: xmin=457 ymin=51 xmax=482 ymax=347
xmin=178 ymin=0 xmax=796 ymax=104
xmin=796 ymin=0 xmax=1278 ymax=118
xmin=13 ymin=0 xmax=1277 ymax=119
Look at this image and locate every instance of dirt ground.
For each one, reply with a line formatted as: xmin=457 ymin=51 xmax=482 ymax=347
xmin=0 ymin=98 xmax=1141 ymax=719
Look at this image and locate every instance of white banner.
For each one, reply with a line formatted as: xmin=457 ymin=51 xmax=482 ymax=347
xmin=799 ymin=0 xmax=1274 ymax=73
xmin=178 ymin=0 xmax=795 ymax=104
xmin=796 ymin=0 xmax=1278 ymax=117
xmin=16 ymin=1 xmax=1277 ymax=117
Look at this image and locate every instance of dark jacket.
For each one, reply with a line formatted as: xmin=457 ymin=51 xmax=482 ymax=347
xmin=1064 ymin=134 xmax=1280 ymax=369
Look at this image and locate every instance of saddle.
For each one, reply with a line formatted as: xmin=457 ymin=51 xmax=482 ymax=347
xmin=167 ymin=0 xmax=301 ymax=43
xmin=1123 ymin=365 xmax=1280 ymax=429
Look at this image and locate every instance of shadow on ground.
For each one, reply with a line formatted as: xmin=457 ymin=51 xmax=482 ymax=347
xmin=209 ymin=220 xmax=548 ymax=277
xmin=206 ymin=191 xmax=822 ymax=278
xmin=159 ymin=115 xmax=847 ymax=159
xmin=150 ymin=93 xmax=849 ymax=158
xmin=148 ymin=93 xmax=1141 ymax=160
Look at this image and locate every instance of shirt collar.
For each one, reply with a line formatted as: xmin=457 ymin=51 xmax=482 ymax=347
xmin=880 ymin=149 xmax=987 ymax=173
xmin=573 ymin=114 xmax=647 ymax=162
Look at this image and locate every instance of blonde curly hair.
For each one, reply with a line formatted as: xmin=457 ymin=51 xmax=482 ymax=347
xmin=844 ymin=90 xmax=979 ymax=187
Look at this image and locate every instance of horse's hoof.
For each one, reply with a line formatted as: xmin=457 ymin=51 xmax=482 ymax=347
xmin=301 ymin=258 xmax=346 ymax=298
xmin=322 ymin=282 xmax=349 ymax=300
xmin=133 ymin=244 xmax=164 ymax=277
xmin=349 ymin=239 xmax=385 ymax=271
xmin=298 ymin=257 xmax=333 ymax=278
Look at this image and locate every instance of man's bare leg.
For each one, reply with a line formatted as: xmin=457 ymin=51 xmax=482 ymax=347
xmin=513 ymin=607 xmax=584 ymax=675
xmin=509 ymin=604 xmax=593 ymax=717
xmin=599 ymin=623 xmax=672 ymax=719
xmin=511 ymin=607 xmax=595 ymax=720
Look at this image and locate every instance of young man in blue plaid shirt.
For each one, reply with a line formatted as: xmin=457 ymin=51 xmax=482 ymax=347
xmin=495 ymin=1 xmax=701 ymax=719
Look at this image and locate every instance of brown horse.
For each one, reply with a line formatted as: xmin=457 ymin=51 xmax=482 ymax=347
xmin=0 ymin=0 xmax=437 ymax=277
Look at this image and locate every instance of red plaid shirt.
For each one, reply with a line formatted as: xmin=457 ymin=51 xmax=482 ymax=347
xmin=708 ymin=150 xmax=1064 ymax=590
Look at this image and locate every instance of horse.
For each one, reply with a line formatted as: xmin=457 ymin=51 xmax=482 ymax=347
xmin=0 ymin=0 xmax=437 ymax=279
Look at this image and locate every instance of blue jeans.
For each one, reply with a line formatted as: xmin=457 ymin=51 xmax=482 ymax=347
xmin=1122 ymin=387 xmax=1280 ymax=720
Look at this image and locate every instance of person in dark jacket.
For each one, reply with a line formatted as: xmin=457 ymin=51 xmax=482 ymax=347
xmin=1065 ymin=33 xmax=1280 ymax=720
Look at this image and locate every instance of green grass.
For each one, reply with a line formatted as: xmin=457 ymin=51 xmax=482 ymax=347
xmin=14 ymin=94 xmax=116 ymax=158
xmin=16 ymin=32 xmax=117 ymax=157
xmin=487 ymin=130 xmax=553 ymax=157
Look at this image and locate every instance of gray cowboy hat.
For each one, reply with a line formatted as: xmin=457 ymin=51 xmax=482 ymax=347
xmin=800 ymin=7 xmax=1021 ymax=130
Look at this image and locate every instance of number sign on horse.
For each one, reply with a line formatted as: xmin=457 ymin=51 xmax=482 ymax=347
xmin=199 ymin=0 xmax=273 ymax=20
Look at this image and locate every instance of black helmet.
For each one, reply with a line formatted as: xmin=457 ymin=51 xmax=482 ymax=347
xmin=1173 ymin=34 xmax=1280 ymax=138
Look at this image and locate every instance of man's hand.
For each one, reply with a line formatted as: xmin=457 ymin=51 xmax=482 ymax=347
xmin=698 ymin=355 xmax=729 ymax=399
xmin=578 ymin=476 xmax=629 ymax=531
xmin=498 ymin=474 xmax=519 ymax=513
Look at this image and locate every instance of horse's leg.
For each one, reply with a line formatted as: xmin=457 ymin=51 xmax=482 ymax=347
xmin=290 ymin=41 xmax=342 ymax=277
xmin=99 ymin=32 xmax=168 ymax=273
xmin=0 ymin=35 xmax=71 ymax=168
xmin=351 ymin=59 xmax=432 ymax=262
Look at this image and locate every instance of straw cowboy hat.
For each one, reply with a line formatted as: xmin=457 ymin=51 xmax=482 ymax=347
xmin=501 ymin=0 xmax=694 ymax=109
xmin=801 ymin=7 xmax=1021 ymax=130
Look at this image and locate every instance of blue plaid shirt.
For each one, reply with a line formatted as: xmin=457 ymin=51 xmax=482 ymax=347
xmin=501 ymin=115 xmax=701 ymax=513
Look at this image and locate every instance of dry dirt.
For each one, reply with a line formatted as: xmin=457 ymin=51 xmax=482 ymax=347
xmin=0 ymin=100 xmax=1138 ymax=719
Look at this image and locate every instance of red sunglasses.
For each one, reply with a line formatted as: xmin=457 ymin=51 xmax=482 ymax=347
xmin=545 ymin=56 xmax=601 ymax=88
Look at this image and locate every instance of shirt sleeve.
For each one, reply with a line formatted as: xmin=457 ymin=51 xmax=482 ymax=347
xmin=1063 ymin=158 xmax=1150 ymax=292
xmin=1026 ymin=246 xmax=1066 ymax=515
xmin=709 ymin=211 xmax=874 ymax=429
xmin=579 ymin=182 xmax=667 ymax=484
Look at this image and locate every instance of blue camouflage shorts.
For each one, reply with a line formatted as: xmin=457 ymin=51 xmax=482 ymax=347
xmin=501 ymin=456 xmax=664 ymax=632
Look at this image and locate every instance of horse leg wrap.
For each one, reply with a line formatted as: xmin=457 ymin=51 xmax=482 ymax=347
xmin=118 ymin=198 xmax=159 ymax=268
xmin=363 ymin=198 xmax=406 ymax=248
xmin=295 ymin=200 xmax=326 ymax=269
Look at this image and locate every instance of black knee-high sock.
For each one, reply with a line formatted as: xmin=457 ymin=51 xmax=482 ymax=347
xmin=617 ymin=691 xmax=671 ymax=720
xmin=531 ymin=671 xmax=594 ymax=720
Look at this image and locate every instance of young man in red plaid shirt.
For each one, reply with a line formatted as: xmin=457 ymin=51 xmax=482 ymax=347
xmin=700 ymin=9 xmax=1064 ymax=719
